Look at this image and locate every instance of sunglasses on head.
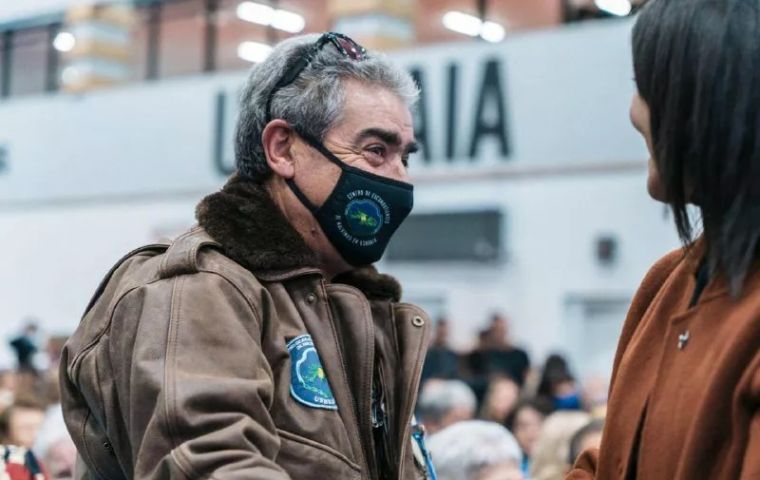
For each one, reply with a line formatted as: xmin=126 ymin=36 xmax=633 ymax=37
xmin=265 ymin=32 xmax=367 ymax=122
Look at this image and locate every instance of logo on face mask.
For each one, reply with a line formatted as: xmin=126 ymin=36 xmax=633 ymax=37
xmin=338 ymin=190 xmax=390 ymax=246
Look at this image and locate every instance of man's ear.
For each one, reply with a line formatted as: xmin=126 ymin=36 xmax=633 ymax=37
xmin=262 ymin=119 xmax=295 ymax=179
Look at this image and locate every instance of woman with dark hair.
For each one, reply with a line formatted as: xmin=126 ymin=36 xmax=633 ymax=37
xmin=536 ymin=354 xmax=571 ymax=400
xmin=568 ymin=0 xmax=760 ymax=478
xmin=506 ymin=398 xmax=555 ymax=477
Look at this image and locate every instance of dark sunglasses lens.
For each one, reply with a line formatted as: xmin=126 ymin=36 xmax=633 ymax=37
xmin=335 ymin=36 xmax=365 ymax=60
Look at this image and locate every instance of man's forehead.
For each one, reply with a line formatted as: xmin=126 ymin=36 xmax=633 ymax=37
xmin=335 ymin=81 xmax=415 ymax=143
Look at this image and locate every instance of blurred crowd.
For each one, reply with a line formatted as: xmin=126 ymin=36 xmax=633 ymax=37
xmin=418 ymin=314 xmax=608 ymax=480
xmin=1 ymin=321 xmax=76 ymax=480
xmin=0 ymin=314 xmax=609 ymax=480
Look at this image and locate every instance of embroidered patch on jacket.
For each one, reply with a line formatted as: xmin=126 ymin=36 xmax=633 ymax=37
xmin=287 ymin=334 xmax=338 ymax=410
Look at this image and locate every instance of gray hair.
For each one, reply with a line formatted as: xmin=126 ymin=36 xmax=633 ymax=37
xmin=417 ymin=380 xmax=477 ymax=426
xmin=235 ymin=33 xmax=419 ymax=181
xmin=427 ymin=420 xmax=523 ymax=480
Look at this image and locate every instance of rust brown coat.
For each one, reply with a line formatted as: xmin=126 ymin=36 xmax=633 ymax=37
xmin=568 ymin=244 xmax=760 ymax=479
xmin=60 ymin=179 xmax=431 ymax=480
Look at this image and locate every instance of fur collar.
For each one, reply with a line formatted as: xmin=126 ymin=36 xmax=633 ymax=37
xmin=196 ymin=175 xmax=402 ymax=302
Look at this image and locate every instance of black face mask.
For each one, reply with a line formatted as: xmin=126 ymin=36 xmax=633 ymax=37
xmin=286 ymin=131 xmax=414 ymax=266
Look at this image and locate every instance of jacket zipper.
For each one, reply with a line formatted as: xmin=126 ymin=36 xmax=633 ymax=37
xmin=323 ymin=282 xmax=377 ymax=479
xmin=374 ymin=358 xmax=394 ymax=479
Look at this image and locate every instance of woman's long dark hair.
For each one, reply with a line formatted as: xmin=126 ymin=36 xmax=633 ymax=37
xmin=633 ymin=0 xmax=760 ymax=294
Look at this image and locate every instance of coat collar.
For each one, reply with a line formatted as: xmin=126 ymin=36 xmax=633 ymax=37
xmin=681 ymin=237 xmax=760 ymax=305
xmin=196 ymin=175 xmax=403 ymax=302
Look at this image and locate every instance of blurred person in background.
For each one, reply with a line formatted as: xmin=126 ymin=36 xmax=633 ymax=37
xmin=506 ymin=398 xmax=555 ymax=477
xmin=41 ymin=438 xmax=76 ymax=480
xmin=417 ymin=379 xmax=477 ymax=435
xmin=9 ymin=321 xmax=39 ymax=374
xmin=420 ymin=317 xmax=461 ymax=383
xmin=579 ymin=375 xmax=608 ymax=418
xmin=536 ymin=354 xmax=569 ymax=398
xmin=0 ymin=396 xmax=49 ymax=479
xmin=34 ymin=374 xmax=75 ymax=479
xmin=567 ymin=420 xmax=603 ymax=469
xmin=530 ymin=411 xmax=590 ymax=480
xmin=485 ymin=314 xmax=531 ymax=386
xmin=546 ymin=371 xmax=582 ymax=411
xmin=60 ymin=32 xmax=433 ymax=480
xmin=427 ymin=420 xmax=524 ymax=480
xmin=465 ymin=329 xmax=493 ymax=403
xmin=0 ymin=444 xmax=48 ymax=480
xmin=0 ymin=397 xmax=47 ymax=450
xmin=467 ymin=314 xmax=531 ymax=404
xmin=536 ymin=354 xmax=582 ymax=411
xmin=0 ymin=370 xmax=16 ymax=412
xmin=42 ymin=338 xmax=67 ymax=373
xmin=479 ymin=375 xmax=521 ymax=426
xmin=568 ymin=0 xmax=760 ymax=478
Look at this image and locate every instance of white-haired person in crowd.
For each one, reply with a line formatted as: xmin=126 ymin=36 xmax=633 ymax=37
xmin=417 ymin=379 xmax=477 ymax=435
xmin=427 ymin=420 xmax=524 ymax=480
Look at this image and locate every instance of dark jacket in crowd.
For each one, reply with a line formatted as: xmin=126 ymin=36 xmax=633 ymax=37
xmin=9 ymin=336 xmax=36 ymax=371
xmin=420 ymin=347 xmax=460 ymax=382
xmin=467 ymin=347 xmax=530 ymax=386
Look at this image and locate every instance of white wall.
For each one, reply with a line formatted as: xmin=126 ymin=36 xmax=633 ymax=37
xmin=0 ymin=197 xmax=197 ymax=363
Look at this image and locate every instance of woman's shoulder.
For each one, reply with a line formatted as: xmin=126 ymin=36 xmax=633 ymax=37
xmin=635 ymin=247 xmax=688 ymax=300
xmin=618 ymin=247 xmax=688 ymax=343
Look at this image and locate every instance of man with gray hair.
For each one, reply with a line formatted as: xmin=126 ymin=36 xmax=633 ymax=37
xmin=60 ymin=33 xmax=433 ymax=480
xmin=427 ymin=421 xmax=524 ymax=480
xmin=417 ymin=379 xmax=477 ymax=435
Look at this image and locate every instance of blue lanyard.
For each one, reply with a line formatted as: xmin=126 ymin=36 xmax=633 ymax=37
xmin=411 ymin=423 xmax=438 ymax=480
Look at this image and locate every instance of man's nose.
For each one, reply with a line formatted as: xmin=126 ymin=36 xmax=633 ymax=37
xmin=389 ymin=156 xmax=410 ymax=183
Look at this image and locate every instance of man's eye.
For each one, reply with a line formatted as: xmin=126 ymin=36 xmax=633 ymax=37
xmin=365 ymin=146 xmax=387 ymax=162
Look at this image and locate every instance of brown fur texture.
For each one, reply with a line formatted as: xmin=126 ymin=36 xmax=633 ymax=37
xmin=334 ymin=266 xmax=402 ymax=303
xmin=196 ymin=174 xmax=317 ymax=272
xmin=196 ymin=175 xmax=402 ymax=301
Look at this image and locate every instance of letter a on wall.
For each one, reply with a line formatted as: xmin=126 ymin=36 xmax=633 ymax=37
xmin=468 ymin=59 xmax=510 ymax=159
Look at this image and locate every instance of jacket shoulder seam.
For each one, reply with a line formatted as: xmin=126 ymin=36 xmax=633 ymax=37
xmin=164 ymin=275 xmax=184 ymax=460
xmin=69 ymin=279 xmax=160 ymax=384
xmin=196 ymin=268 xmax=266 ymax=333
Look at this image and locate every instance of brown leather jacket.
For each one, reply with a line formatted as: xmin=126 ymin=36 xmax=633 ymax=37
xmin=60 ymin=178 xmax=432 ymax=480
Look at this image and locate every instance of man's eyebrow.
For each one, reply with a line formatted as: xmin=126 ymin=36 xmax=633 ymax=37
xmin=405 ymin=141 xmax=420 ymax=154
xmin=355 ymin=128 xmax=401 ymax=146
xmin=355 ymin=128 xmax=419 ymax=153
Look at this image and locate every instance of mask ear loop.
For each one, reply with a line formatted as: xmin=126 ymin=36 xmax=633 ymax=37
xmin=285 ymin=178 xmax=319 ymax=214
xmin=283 ymin=127 xmax=344 ymax=214
xmin=295 ymin=128 xmax=346 ymax=169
